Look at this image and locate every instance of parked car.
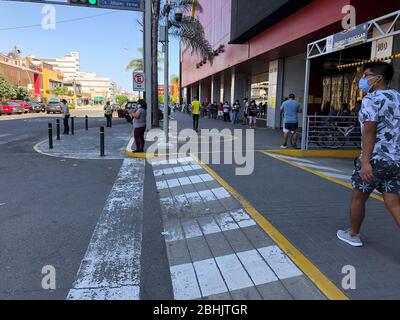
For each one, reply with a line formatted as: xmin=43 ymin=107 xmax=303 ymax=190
xmin=10 ymin=100 xmax=30 ymax=113
xmin=27 ymin=101 xmax=42 ymax=113
xmin=46 ymin=101 xmax=63 ymax=114
xmin=1 ymin=102 xmax=24 ymax=114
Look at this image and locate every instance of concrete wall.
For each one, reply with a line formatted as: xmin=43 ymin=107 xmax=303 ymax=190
xmin=283 ymin=53 xmax=306 ymax=126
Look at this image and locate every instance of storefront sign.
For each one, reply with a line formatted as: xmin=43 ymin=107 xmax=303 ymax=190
xmin=332 ymin=24 xmax=368 ymax=51
xmin=371 ymin=24 xmax=394 ymax=61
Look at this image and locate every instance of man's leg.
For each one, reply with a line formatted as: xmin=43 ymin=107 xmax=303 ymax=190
xmin=134 ymin=128 xmax=140 ymax=151
xmin=193 ymin=115 xmax=196 ymax=130
xmin=383 ymin=193 xmax=400 ymax=227
xmin=349 ymin=189 xmax=371 ymax=235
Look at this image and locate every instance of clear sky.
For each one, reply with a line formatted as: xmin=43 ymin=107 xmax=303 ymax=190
xmin=0 ymin=0 xmax=180 ymax=92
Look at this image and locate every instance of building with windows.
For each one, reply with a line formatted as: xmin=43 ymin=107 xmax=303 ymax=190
xmin=40 ymin=51 xmax=80 ymax=82
xmin=76 ymin=71 xmax=115 ymax=105
xmin=182 ymin=0 xmax=400 ymax=129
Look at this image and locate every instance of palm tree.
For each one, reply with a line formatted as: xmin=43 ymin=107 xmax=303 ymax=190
xmin=150 ymin=0 xmax=213 ymax=127
xmin=126 ymin=48 xmax=164 ymax=72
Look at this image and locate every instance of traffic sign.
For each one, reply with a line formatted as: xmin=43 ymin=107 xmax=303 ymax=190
xmin=5 ymin=0 xmax=144 ymax=12
xmin=99 ymin=0 xmax=144 ymax=11
xmin=133 ymin=72 xmax=145 ymax=91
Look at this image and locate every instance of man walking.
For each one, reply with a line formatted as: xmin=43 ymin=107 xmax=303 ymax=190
xmin=192 ymin=96 xmax=201 ymax=132
xmin=280 ymin=94 xmax=302 ymax=148
xmin=337 ymin=62 xmax=400 ymax=247
xmin=61 ymin=99 xmax=70 ymax=135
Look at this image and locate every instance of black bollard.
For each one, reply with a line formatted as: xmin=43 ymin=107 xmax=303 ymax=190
xmin=100 ymin=127 xmax=105 ymax=157
xmin=48 ymin=123 xmax=53 ymax=149
xmin=85 ymin=115 xmax=88 ymax=131
xmin=71 ymin=117 xmax=75 ymax=135
xmin=56 ymin=119 xmax=60 ymax=140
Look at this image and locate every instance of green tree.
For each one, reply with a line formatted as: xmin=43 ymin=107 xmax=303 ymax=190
xmin=53 ymin=86 xmax=68 ymax=96
xmin=126 ymin=48 xmax=164 ymax=72
xmin=0 ymin=75 xmax=14 ymax=99
xmin=151 ymin=0 xmax=213 ymax=126
xmin=116 ymin=95 xmax=129 ymax=106
xmin=12 ymin=85 xmax=28 ymax=100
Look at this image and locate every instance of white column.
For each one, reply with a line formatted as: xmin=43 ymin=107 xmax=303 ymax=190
xmin=220 ymin=72 xmax=225 ymax=103
xmin=267 ymin=59 xmax=284 ymax=129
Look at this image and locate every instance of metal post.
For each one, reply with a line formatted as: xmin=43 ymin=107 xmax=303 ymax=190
xmin=56 ymin=119 xmax=60 ymax=140
xmin=100 ymin=127 xmax=105 ymax=157
xmin=48 ymin=123 xmax=53 ymax=149
xmin=301 ymin=58 xmax=311 ymax=150
xmin=164 ymin=22 xmax=169 ymax=144
xmin=71 ymin=117 xmax=75 ymax=135
xmin=85 ymin=115 xmax=88 ymax=131
xmin=144 ymin=0 xmax=152 ymax=130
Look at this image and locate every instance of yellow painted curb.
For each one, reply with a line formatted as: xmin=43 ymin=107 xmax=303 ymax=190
xmin=261 ymin=151 xmax=384 ymax=202
xmin=265 ymin=149 xmax=361 ymax=158
xmin=191 ymin=153 xmax=349 ymax=301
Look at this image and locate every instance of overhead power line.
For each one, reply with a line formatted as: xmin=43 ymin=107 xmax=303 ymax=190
xmin=0 ymin=11 xmax=116 ymax=31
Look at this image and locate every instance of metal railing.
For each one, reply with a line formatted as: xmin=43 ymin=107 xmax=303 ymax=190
xmin=303 ymin=116 xmax=361 ymax=150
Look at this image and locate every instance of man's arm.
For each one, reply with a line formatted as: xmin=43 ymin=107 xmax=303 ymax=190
xmin=360 ymin=122 xmax=377 ymax=184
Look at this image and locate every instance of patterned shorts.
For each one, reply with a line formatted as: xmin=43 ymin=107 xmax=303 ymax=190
xmin=352 ymin=158 xmax=400 ymax=194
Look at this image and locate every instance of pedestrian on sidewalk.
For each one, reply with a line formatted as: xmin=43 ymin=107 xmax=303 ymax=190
xmin=104 ymin=101 xmax=113 ymax=128
xmin=232 ymin=100 xmax=241 ymax=125
xmin=337 ymin=62 xmax=400 ymax=247
xmin=248 ymin=100 xmax=257 ymax=129
xmin=243 ymin=98 xmax=249 ymax=125
xmin=280 ymin=94 xmax=302 ymax=148
xmin=191 ymin=96 xmax=201 ymax=132
xmin=61 ymin=99 xmax=70 ymax=135
xmin=223 ymin=101 xmax=231 ymax=122
xmin=217 ymin=103 xmax=223 ymax=120
xmin=131 ymin=99 xmax=147 ymax=153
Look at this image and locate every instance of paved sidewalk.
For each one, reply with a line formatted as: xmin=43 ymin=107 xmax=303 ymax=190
xmin=35 ymin=120 xmax=132 ymax=159
xmin=150 ymin=156 xmax=326 ymax=300
xmin=165 ymin=112 xmax=400 ymax=300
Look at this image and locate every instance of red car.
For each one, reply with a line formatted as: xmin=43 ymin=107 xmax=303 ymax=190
xmin=1 ymin=102 xmax=23 ymax=115
xmin=10 ymin=100 xmax=30 ymax=113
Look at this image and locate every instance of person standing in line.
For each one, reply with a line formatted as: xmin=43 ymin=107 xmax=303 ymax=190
xmin=217 ymin=102 xmax=223 ymax=120
xmin=243 ymin=98 xmax=249 ymax=125
xmin=191 ymin=96 xmax=201 ymax=131
xmin=131 ymin=99 xmax=147 ymax=153
xmin=223 ymin=101 xmax=231 ymax=122
xmin=104 ymin=101 xmax=113 ymax=127
xmin=279 ymin=94 xmax=302 ymax=148
xmin=61 ymin=99 xmax=70 ymax=135
xmin=232 ymin=100 xmax=241 ymax=125
xmin=337 ymin=62 xmax=400 ymax=247
xmin=247 ymin=100 xmax=257 ymax=129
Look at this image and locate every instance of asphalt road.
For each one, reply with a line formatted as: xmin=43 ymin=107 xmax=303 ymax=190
xmin=0 ymin=114 xmax=124 ymax=299
xmin=0 ymin=112 xmax=173 ymax=300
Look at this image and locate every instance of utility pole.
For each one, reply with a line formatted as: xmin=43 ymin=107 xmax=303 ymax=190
xmin=145 ymin=0 xmax=152 ymax=130
xmin=163 ymin=5 xmax=170 ymax=144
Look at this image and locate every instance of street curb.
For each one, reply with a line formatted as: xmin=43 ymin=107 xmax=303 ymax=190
xmin=266 ymin=149 xmax=361 ymax=158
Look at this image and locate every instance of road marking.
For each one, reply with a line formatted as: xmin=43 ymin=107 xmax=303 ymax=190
xmin=194 ymin=258 xmax=228 ymax=297
xmin=289 ymin=162 xmax=344 ymax=173
xmin=67 ymin=158 xmax=145 ymax=300
xmin=261 ymin=151 xmax=383 ymax=202
xmin=191 ymin=153 xmax=349 ymax=300
xmin=215 ymin=254 xmax=254 ymax=291
xmin=322 ymin=172 xmax=351 ymax=181
xmin=258 ymin=246 xmax=303 ymax=279
xmin=236 ymin=249 xmax=278 ymax=285
xmin=170 ymin=263 xmax=202 ymax=300
xmin=157 ymin=174 xmax=215 ymax=190
xmin=272 ymin=154 xmax=317 ymax=164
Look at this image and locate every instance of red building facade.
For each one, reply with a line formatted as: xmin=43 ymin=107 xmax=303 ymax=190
xmin=182 ymin=0 xmax=400 ymax=128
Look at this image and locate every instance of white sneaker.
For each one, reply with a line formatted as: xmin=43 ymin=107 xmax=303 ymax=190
xmin=337 ymin=229 xmax=363 ymax=247
xmin=280 ymin=145 xmax=288 ymax=149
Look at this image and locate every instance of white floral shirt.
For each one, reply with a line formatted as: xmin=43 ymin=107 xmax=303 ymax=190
xmin=359 ymin=89 xmax=400 ymax=161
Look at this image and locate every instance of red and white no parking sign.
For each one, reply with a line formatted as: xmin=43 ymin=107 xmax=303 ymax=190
xmin=133 ymin=72 xmax=145 ymax=91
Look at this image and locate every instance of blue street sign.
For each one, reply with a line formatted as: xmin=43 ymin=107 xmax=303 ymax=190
xmin=98 ymin=0 xmax=144 ymax=11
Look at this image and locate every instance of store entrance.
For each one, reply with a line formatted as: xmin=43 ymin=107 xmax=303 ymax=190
xmin=311 ymin=42 xmax=372 ymax=115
